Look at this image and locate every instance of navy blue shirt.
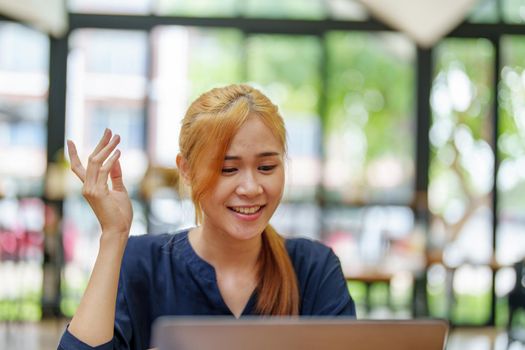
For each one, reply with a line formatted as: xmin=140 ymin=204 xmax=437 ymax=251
xmin=58 ymin=230 xmax=355 ymax=350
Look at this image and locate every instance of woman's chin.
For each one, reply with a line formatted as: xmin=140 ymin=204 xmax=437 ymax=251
xmin=226 ymin=224 xmax=267 ymax=242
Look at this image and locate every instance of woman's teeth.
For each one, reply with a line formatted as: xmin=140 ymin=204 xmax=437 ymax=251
xmin=230 ymin=206 xmax=261 ymax=214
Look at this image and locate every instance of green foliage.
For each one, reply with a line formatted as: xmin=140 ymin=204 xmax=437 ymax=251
xmin=188 ymin=29 xmax=244 ymax=101
xmin=157 ymin=0 xmax=238 ymax=17
xmin=432 ymin=38 xmax=493 ymax=141
xmin=426 ymin=281 xmax=493 ymax=325
xmin=60 ymin=298 xmax=79 ymax=318
xmin=326 ymin=31 xmax=414 ymax=160
xmin=247 ymin=35 xmax=321 ymax=116
xmin=368 ymin=282 xmax=390 ymax=307
xmin=347 ymin=281 xmax=367 ymax=306
xmin=429 ymin=38 xmax=494 ymax=219
xmin=0 ymin=297 xmax=42 ymax=322
xmin=499 ymin=36 xmax=525 ymax=160
xmin=243 ymin=0 xmax=326 ymax=19
xmin=495 ymin=297 xmax=510 ymax=327
xmin=503 ymin=0 xmax=525 ymax=23
xmin=427 ymin=279 xmax=449 ymax=318
xmin=452 ymin=291 xmax=492 ymax=325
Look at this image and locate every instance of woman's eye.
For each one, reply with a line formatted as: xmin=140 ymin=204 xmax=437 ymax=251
xmin=259 ymin=165 xmax=277 ymax=172
xmin=221 ymin=168 xmax=237 ymax=174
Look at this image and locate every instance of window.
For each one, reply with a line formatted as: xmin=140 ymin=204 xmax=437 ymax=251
xmin=69 ymin=0 xmax=152 ymax=14
xmin=496 ymin=35 xmax=525 ymax=325
xmin=325 ymin=32 xmax=415 ymax=204
xmin=429 ymin=38 xmax=495 ymax=324
xmin=0 ymin=21 xmax=49 ymax=321
xmin=155 ymin=0 xmax=237 ymax=17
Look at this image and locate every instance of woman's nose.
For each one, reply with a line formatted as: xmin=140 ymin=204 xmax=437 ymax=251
xmin=236 ymin=172 xmax=263 ymax=196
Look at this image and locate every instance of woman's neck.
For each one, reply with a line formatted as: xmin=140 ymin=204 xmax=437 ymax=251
xmin=188 ymin=226 xmax=262 ymax=272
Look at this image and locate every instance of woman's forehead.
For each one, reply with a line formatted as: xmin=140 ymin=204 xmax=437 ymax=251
xmin=226 ymin=117 xmax=283 ymax=155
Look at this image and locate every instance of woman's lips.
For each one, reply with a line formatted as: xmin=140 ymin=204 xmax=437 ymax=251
xmin=228 ymin=205 xmax=265 ymax=222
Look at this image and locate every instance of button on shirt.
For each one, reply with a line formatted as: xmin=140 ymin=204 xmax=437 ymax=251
xmin=58 ymin=230 xmax=356 ymax=350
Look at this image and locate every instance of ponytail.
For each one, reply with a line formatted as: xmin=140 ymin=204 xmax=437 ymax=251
xmin=255 ymin=225 xmax=299 ymax=315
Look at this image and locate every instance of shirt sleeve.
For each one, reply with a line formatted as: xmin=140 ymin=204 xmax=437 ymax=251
xmin=57 ymin=274 xmax=134 ymax=350
xmin=57 ymin=328 xmax=113 ymax=350
xmin=310 ymin=248 xmax=356 ymax=317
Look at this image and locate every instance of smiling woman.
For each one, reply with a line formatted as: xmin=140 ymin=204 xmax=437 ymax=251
xmin=176 ymin=86 xmax=293 ymax=316
xmin=57 ymin=84 xmax=356 ymax=350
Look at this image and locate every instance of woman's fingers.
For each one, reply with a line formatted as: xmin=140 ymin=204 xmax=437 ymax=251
xmin=96 ymin=149 xmax=122 ymax=190
xmin=110 ymin=159 xmax=126 ymax=192
xmin=68 ymin=130 xmax=124 ymax=193
xmin=85 ymin=134 xmax=121 ymax=189
xmin=84 ymin=130 xmax=114 ymax=188
xmin=67 ymin=140 xmax=86 ymax=182
xmin=91 ymin=128 xmax=112 ymax=156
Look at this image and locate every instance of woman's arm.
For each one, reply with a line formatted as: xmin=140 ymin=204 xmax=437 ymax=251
xmin=66 ymin=129 xmax=133 ymax=347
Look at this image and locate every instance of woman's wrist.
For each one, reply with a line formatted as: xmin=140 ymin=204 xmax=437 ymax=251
xmin=99 ymin=230 xmax=129 ymax=249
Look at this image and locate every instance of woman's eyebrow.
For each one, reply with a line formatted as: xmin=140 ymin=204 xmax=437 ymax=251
xmin=224 ymin=152 xmax=281 ymax=160
xmin=257 ymin=151 xmax=281 ymax=158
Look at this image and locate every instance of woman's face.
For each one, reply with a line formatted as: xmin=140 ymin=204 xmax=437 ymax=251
xmin=200 ymin=115 xmax=285 ymax=242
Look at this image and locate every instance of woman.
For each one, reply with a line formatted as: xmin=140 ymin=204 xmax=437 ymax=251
xmin=58 ymin=84 xmax=355 ymax=350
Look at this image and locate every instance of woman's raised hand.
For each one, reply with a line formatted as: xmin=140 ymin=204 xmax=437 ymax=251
xmin=67 ymin=128 xmax=133 ymax=238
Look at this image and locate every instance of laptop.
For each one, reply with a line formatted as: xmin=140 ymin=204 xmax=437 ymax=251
xmin=151 ymin=317 xmax=449 ymax=350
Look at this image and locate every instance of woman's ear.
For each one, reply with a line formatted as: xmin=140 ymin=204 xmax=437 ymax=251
xmin=176 ymin=154 xmax=191 ymax=186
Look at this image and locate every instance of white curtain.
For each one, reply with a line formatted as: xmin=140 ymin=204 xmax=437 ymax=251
xmin=0 ymin=0 xmax=68 ymax=37
xmin=358 ymin=0 xmax=477 ymax=47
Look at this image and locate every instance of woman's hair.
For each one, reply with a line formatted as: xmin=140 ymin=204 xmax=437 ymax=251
xmin=178 ymin=84 xmax=299 ymax=315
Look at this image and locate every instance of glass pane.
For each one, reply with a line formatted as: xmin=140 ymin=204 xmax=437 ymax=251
xmin=150 ymin=26 xmax=242 ymax=167
xmin=427 ymin=263 xmax=494 ymax=325
xmin=147 ymin=195 xmax=195 ymax=234
xmin=0 ymin=22 xmax=48 ymax=321
xmin=429 ymin=38 xmax=494 ymax=267
xmin=494 ymin=266 xmax=515 ymax=326
xmin=326 ymin=0 xmax=369 ymax=21
xmin=156 ymin=0 xmax=237 ymax=17
xmin=467 ymin=0 xmax=500 ymax=23
xmin=243 ymin=0 xmax=326 ymax=19
xmin=503 ymin=0 xmax=525 ymax=23
xmin=426 ymin=263 xmax=449 ymax=318
xmin=323 ymin=205 xmax=423 ymax=315
xmin=69 ymin=0 xmax=152 ymax=14
xmin=0 ymin=198 xmax=45 ymax=321
xmin=271 ymin=203 xmax=322 ymax=240
xmin=452 ymin=265 xmax=493 ymax=325
xmin=325 ymin=32 xmax=415 ymax=204
xmin=66 ymin=29 xmax=149 ymax=185
xmin=498 ymin=36 xmax=525 ymax=266
xmin=246 ymin=34 xmax=322 ymax=201
xmin=429 ymin=38 xmax=495 ymax=325
xmin=0 ymin=22 xmax=49 ymax=196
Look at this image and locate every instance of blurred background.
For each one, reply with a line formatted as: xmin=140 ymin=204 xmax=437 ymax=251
xmin=0 ymin=0 xmax=525 ymax=349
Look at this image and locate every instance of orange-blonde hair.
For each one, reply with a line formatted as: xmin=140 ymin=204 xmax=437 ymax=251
xmin=178 ymin=84 xmax=299 ymax=315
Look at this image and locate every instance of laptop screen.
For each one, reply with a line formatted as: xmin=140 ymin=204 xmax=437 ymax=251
xmin=152 ymin=317 xmax=449 ymax=350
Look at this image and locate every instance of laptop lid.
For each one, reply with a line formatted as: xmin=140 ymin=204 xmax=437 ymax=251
xmin=151 ymin=317 xmax=449 ymax=350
